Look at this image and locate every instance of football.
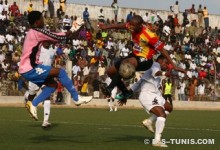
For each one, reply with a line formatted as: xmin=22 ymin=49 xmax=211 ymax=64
xmin=119 ymin=62 xmax=136 ymax=79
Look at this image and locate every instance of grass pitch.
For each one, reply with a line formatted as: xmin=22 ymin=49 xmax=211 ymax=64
xmin=0 ymin=107 xmax=219 ymax=150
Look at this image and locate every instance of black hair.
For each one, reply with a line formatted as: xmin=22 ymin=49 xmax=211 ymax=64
xmin=156 ymin=54 xmax=165 ymax=61
xmin=27 ymin=11 xmax=42 ymax=26
xmin=131 ymin=15 xmax=144 ymax=25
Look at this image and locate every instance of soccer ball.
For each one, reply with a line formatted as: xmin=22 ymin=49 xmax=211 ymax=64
xmin=119 ymin=62 xmax=136 ymax=79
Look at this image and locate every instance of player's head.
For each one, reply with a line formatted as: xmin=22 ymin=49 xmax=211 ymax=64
xmin=156 ymin=55 xmax=168 ymax=71
xmin=128 ymin=15 xmax=143 ymax=34
xmin=28 ymin=11 xmax=44 ymax=28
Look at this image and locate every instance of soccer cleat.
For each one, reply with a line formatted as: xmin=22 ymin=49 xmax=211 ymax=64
xmin=152 ymin=141 xmax=168 ymax=148
xmin=25 ymin=101 xmax=38 ymax=121
xmin=142 ymin=119 xmax=154 ymax=133
xmin=115 ymin=91 xmax=133 ymax=100
xmin=42 ymin=121 xmax=51 ymax=128
xmin=74 ymin=95 xmax=93 ymax=106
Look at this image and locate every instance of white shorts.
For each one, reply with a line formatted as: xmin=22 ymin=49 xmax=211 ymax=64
xmin=139 ymin=91 xmax=165 ymax=114
xmin=28 ymin=82 xmax=40 ymax=95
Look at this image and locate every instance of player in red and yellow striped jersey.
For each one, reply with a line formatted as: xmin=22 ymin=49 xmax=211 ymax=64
xmin=99 ymin=15 xmax=185 ymax=100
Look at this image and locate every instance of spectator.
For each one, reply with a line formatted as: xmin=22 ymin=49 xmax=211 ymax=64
xmin=198 ymin=81 xmax=205 ymax=101
xmin=203 ymin=6 xmax=209 ymax=30
xmin=80 ymin=77 xmax=89 ymax=96
xmin=142 ymin=12 xmax=149 ymax=24
xmin=72 ymin=62 xmax=81 ymax=76
xmin=59 ymin=0 xmax=66 ymax=12
xmin=98 ymin=8 xmax=105 ymax=23
xmin=170 ymin=1 xmax=179 ymax=15
xmin=43 ymin=0 xmax=49 ymax=13
xmin=177 ymin=79 xmax=186 ymax=101
xmin=10 ymin=2 xmax=19 ymax=17
xmin=111 ymin=0 xmax=119 ymax=22
xmin=27 ymin=3 xmax=33 ymax=14
xmin=196 ymin=4 xmax=203 ymax=28
xmin=62 ymin=15 xmax=71 ymax=31
xmin=83 ymin=7 xmax=92 ymax=30
xmin=56 ymin=80 xmax=64 ymax=103
xmin=126 ymin=11 xmax=133 ymax=23
xmin=56 ymin=5 xmax=63 ymax=19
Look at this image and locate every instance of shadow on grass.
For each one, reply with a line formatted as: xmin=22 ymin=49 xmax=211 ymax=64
xmin=29 ymin=134 xmax=91 ymax=144
xmin=103 ymin=134 xmax=153 ymax=143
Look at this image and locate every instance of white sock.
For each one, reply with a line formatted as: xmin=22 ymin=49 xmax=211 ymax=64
xmin=155 ymin=117 xmax=166 ymax=142
xmin=108 ymin=99 xmax=113 ymax=110
xmin=148 ymin=114 xmax=157 ymax=123
xmin=43 ymin=100 xmax=51 ymax=122
xmin=24 ymin=91 xmax=29 ymax=100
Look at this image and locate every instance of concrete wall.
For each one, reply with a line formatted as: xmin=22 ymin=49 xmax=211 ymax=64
xmin=1 ymin=96 xmax=220 ymax=110
xmin=10 ymin=0 xmax=220 ymax=28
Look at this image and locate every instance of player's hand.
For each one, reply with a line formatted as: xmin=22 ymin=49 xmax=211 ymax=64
xmin=118 ymin=98 xmax=127 ymax=106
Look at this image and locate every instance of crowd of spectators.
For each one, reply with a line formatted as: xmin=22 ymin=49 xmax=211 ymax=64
xmin=0 ymin=0 xmax=219 ymax=101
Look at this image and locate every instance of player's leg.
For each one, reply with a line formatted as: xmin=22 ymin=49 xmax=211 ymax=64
xmin=150 ymin=106 xmax=168 ymax=147
xmin=107 ymin=98 xmax=113 ymax=111
xmin=115 ymin=58 xmax=154 ymax=100
xmin=105 ymin=57 xmax=138 ymax=98
xmin=50 ymin=68 xmax=92 ymax=105
xmin=42 ymin=99 xmax=51 ymax=128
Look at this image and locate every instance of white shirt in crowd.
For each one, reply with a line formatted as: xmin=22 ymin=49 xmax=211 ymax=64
xmin=83 ymin=66 xmax=90 ymax=76
xmin=198 ymin=84 xmax=205 ymax=95
xmin=5 ymin=34 xmax=14 ymax=42
xmin=186 ymin=70 xmax=192 ymax=79
xmin=72 ymin=39 xmax=80 ymax=49
xmin=164 ymin=43 xmax=173 ymax=51
xmin=0 ymin=4 xmax=4 ymax=13
xmin=142 ymin=14 xmax=149 ymax=23
xmin=171 ymin=4 xmax=180 ymax=14
xmin=0 ymin=34 xmax=5 ymax=44
xmin=190 ymin=61 xmax=197 ymax=70
xmin=185 ymin=53 xmax=192 ymax=60
xmin=163 ymin=25 xmax=171 ymax=36
xmin=120 ymin=47 xmax=130 ymax=57
xmin=178 ymin=82 xmax=186 ymax=94
xmin=72 ymin=65 xmax=81 ymax=75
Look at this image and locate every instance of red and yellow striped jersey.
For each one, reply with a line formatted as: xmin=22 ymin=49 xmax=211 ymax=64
xmin=130 ymin=26 xmax=164 ymax=59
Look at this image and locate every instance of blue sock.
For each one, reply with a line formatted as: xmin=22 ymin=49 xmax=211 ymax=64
xmin=58 ymin=68 xmax=79 ymax=101
xmin=32 ymin=87 xmax=56 ymax=107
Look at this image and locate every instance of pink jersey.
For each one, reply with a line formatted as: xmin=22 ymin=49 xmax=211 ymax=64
xmin=19 ymin=28 xmax=66 ymax=73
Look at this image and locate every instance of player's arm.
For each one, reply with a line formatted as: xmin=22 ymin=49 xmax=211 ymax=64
xmin=99 ymin=23 xmax=127 ymax=30
xmin=158 ymin=47 xmax=186 ymax=73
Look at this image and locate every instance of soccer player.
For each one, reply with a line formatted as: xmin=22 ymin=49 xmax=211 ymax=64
xmin=19 ymin=11 xmax=92 ymax=121
xmin=24 ymin=42 xmax=55 ymax=128
xmin=119 ymin=55 xmax=173 ymax=147
xmin=99 ymin=15 xmax=185 ymax=100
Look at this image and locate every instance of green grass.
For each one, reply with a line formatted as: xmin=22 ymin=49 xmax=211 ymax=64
xmin=0 ymin=107 xmax=219 ymax=150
